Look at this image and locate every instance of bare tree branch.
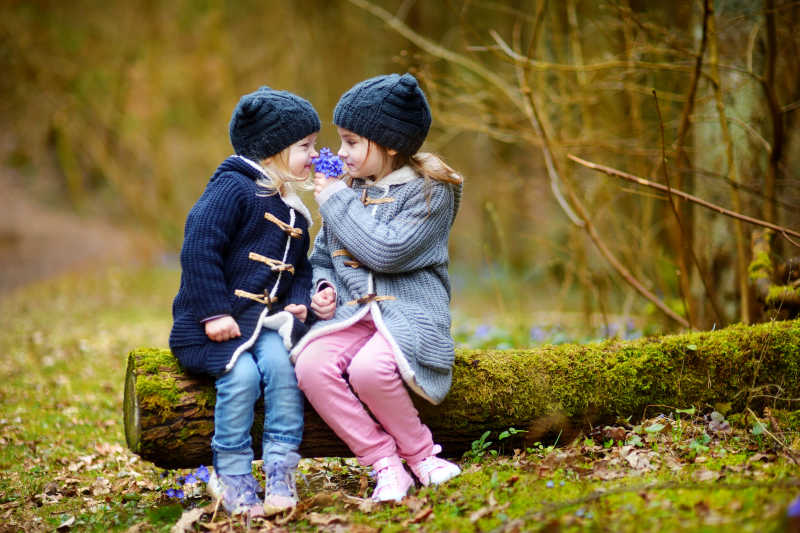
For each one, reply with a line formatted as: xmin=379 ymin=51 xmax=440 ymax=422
xmin=567 ymin=154 xmax=800 ymax=244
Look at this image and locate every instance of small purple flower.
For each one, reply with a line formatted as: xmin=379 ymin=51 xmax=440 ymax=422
xmin=788 ymin=494 xmax=800 ymax=517
xmin=312 ymin=148 xmax=345 ymax=178
xmin=474 ymin=324 xmax=491 ymax=339
xmin=195 ymin=465 xmax=210 ymax=483
xmin=604 ymin=323 xmax=620 ymax=338
xmin=530 ymin=326 xmax=546 ymax=342
xmin=546 ymin=480 xmax=554 ymax=488
xmin=183 ymin=473 xmax=197 ymax=485
xmin=165 ymin=488 xmax=184 ymax=499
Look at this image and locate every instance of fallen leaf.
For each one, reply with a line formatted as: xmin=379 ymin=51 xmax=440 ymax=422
xmin=404 ymin=495 xmax=427 ymax=513
xmin=170 ymin=507 xmax=206 ymax=533
xmin=470 ymin=506 xmax=493 ymax=523
xmin=91 ymin=477 xmax=111 ymax=496
xmin=357 ymin=499 xmax=378 ymax=513
xmin=95 ymin=442 xmax=124 ymax=455
xmin=56 ymin=515 xmax=75 ymax=530
xmin=693 ymin=468 xmax=720 ymax=482
xmin=402 ymin=506 xmax=433 ymax=527
xmin=348 ymin=525 xmax=380 ymax=533
xmin=307 ymin=512 xmax=347 ymax=526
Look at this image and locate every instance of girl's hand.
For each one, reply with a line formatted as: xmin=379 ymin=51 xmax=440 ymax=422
xmin=205 ymin=315 xmax=241 ymax=342
xmin=311 ymin=287 xmax=336 ymax=320
xmin=313 ymin=172 xmax=336 ymax=196
xmin=284 ymin=303 xmax=308 ymax=323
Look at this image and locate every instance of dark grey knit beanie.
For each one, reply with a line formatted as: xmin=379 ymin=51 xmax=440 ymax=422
xmin=229 ymin=86 xmax=320 ymax=161
xmin=333 ymin=73 xmax=431 ymax=156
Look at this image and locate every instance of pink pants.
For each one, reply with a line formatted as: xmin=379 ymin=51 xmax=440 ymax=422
xmin=294 ymin=313 xmax=434 ymax=466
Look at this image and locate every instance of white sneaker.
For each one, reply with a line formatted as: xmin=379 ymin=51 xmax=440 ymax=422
xmin=371 ymin=455 xmax=414 ymax=502
xmin=407 ymin=445 xmax=461 ymax=486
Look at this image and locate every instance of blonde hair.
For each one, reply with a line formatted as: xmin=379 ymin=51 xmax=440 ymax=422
xmin=254 ymin=146 xmax=313 ymax=196
xmin=401 ymin=152 xmax=462 ymax=185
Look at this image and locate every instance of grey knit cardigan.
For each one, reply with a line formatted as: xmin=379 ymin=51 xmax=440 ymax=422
xmin=290 ymin=165 xmax=461 ymax=405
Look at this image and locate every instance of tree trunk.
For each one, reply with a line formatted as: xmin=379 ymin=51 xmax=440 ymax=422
xmin=124 ymin=320 xmax=800 ymax=469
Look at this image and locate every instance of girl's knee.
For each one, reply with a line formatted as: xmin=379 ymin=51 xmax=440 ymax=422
xmin=294 ymin=348 xmax=339 ymax=391
xmin=347 ymin=356 xmax=385 ymax=398
xmin=217 ymin=355 xmax=260 ymax=399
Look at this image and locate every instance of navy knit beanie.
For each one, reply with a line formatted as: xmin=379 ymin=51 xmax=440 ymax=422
xmin=333 ymin=73 xmax=431 ymax=156
xmin=229 ymin=86 xmax=320 ymax=161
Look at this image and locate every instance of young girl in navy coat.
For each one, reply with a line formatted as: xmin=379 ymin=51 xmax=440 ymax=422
xmin=170 ymin=86 xmax=319 ymax=516
xmin=292 ymin=73 xmax=463 ymax=502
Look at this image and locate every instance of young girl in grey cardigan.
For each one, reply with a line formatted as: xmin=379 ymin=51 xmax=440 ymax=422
xmin=292 ymin=73 xmax=463 ymax=502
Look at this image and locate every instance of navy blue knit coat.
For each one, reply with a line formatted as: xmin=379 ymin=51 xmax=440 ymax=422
xmin=170 ymin=156 xmax=313 ymax=377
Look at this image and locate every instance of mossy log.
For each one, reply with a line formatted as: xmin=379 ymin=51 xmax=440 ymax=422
xmin=124 ymin=319 xmax=800 ymax=469
xmin=749 ymin=229 xmax=800 ymax=316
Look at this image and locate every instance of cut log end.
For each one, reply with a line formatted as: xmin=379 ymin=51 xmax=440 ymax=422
xmin=123 ymin=353 xmax=140 ymax=454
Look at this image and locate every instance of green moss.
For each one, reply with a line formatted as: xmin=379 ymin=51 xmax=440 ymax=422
xmin=440 ymin=319 xmax=800 ymax=429
xmin=765 ymin=285 xmax=800 ymax=306
xmin=135 ymin=374 xmax=180 ymax=417
xmin=133 ymin=347 xmax=180 ymax=374
xmin=748 ymin=250 xmax=773 ymax=281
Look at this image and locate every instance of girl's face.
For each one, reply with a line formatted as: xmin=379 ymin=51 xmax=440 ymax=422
xmin=336 ymin=127 xmax=396 ymax=180
xmin=287 ymin=133 xmax=319 ymax=178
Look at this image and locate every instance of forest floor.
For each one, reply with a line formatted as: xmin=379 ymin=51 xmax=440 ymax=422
xmin=1 ymin=266 xmax=799 ymax=532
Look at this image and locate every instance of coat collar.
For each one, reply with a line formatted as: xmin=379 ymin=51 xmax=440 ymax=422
xmin=234 ymin=155 xmax=314 ymax=228
xmin=363 ymin=165 xmax=419 ymax=191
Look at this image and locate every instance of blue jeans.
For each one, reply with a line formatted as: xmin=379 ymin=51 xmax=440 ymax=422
xmin=212 ymin=330 xmax=304 ymax=475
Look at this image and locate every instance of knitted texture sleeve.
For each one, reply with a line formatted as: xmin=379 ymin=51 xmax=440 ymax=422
xmin=319 ymin=181 xmax=455 ymax=273
xmin=179 ymin=175 xmax=246 ymax=320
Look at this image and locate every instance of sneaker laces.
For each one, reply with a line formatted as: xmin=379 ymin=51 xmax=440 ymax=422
xmin=265 ymin=452 xmax=300 ymax=498
xmin=415 ymin=444 xmax=444 ymax=478
xmin=371 ymin=456 xmax=409 ymax=501
xmin=409 ymin=444 xmax=460 ymax=486
xmin=217 ymin=473 xmax=261 ymax=513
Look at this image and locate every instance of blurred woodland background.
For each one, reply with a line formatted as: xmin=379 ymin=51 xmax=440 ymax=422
xmin=2 ymin=0 xmax=799 ymax=335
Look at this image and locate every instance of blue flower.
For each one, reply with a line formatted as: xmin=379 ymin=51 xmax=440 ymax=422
xmin=165 ymin=488 xmax=184 ymax=499
xmin=195 ymin=465 xmax=210 ymax=483
xmin=529 ymin=326 xmax=546 ymax=342
xmin=474 ymin=324 xmax=491 ymax=339
xmin=788 ymin=494 xmax=800 ymax=517
xmin=546 ymin=480 xmax=554 ymax=488
xmin=312 ymin=148 xmax=345 ymax=178
xmin=183 ymin=473 xmax=197 ymax=485
xmin=604 ymin=323 xmax=620 ymax=338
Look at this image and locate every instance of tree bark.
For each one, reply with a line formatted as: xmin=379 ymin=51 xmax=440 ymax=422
xmin=125 ymin=320 xmax=800 ymax=469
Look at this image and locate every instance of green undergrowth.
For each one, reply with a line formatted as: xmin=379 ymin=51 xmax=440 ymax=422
xmin=1 ymin=265 xmax=799 ymax=531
